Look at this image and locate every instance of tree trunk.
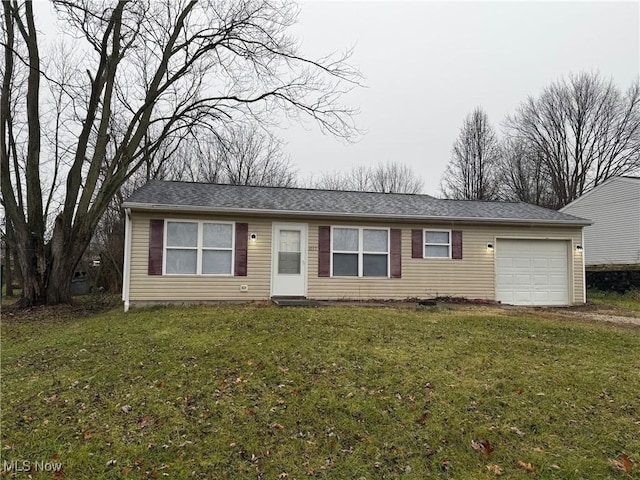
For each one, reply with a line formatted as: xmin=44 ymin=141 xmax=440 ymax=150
xmin=4 ymin=239 xmax=13 ymax=297
xmin=45 ymin=266 xmax=74 ymax=305
xmin=9 ymin=220 xmax=46 ymax=308
xmin=45 ymin=213 xmax=73 ymax=304
xmin=11 ymin=213 xmax=92 ymax=307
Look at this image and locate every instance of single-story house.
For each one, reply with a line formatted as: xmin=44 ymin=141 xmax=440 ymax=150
xmin=560 ymin=176 xmax=640 ymax=266
xmin=121 ymin=181 xmax=591 ymax=310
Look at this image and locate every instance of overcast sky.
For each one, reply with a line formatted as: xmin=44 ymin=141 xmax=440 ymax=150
xmin=278 ymin=1 xmax=640 ymax=195
xmin=32 ymin=1 xmax=639 ymax=197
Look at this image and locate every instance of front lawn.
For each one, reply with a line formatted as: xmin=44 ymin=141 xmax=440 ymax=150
xmin=1 ymin=304 xmax=639 ymax=478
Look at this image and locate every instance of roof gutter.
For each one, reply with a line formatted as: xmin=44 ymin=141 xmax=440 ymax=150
xmin=122 ymin=202 xmax=593 ymax=226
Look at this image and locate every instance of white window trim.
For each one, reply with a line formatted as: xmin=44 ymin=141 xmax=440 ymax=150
xmin=163 ymin=219 xmax=235 ymax=276
xmin=423 ymin=228 xmax=452 ymax=259
xmin=330 ymin=226 xmax=390 ymax=278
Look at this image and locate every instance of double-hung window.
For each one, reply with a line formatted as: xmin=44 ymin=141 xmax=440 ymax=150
xmin=165 ymin=221 xmax=234 ymax=275
xmin=332 ymin=227 xmax=389 ymax=277
xmin=424 ymin=230 xmax=451 ymax=258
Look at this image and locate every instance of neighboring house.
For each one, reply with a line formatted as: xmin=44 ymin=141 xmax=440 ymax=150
xmin=561 ymin=176 xmax=640 ymax=266
xmin=122 ymin=181 xmax=591 ymax=310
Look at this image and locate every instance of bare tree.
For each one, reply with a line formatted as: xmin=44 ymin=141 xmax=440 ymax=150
xmin=195 ymin=125 xmax=297 ymax=187
xmin=312 ymin=161 xmax=423 ymax=193
xmin=499 ymin=137 xmax=556 ymax=208
xmin=369 ymin=161 xmax=423 ymax=194
xmin=441 ymin=107 xmax=502 ymax=200
xmin=504 ymin=72 xmax=640 ymax=209
xmin=308 ymin=170 xmax=352 ymax=191
xmin=1 ymin=0 xmax=360 ymax=307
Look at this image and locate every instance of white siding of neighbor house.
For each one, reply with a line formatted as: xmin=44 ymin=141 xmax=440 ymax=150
xmin=561 ymin=177 xmax=640 ymax=266
xmin=127 ymin=210 xmax=585 ymax=306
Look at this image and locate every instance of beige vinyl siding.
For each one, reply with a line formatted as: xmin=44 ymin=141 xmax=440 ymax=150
xmin=307 ymin=220 xmax=584 ymax=304
xmin=561 ymin=177 xmax=640 ymax=265
xmin=128 ymin=211 xmax=585 ymax=305
xmin=129 ymin=211 xmax=273 ymax=302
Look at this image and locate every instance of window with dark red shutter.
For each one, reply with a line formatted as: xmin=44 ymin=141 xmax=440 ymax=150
xmin=390 ymin=229 xmax=402 ymax=278
xmin=411 ymin=229 xmax=423 ymax=258
xmin=452 ymin=230 xmax=463 ymax=260
xmin=318 ymin=226 xmax=331 ymax=277
xmin=148 ymin=219 xmax=164 ymax=275
xmin=234 ymin=223 xmax=248 ymax=276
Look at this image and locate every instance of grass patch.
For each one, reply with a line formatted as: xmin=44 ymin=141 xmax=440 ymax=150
xmin=2 ymin=304 xmax=639 ymax=478
xmin=588 ymin=288 xmax=640 ymax=313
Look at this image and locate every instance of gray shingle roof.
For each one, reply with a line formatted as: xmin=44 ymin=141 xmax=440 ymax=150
xmin=123 ymin=180 xmax=591 ymax=225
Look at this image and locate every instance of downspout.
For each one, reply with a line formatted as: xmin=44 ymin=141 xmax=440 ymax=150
xmin=122 ymin=208 xmax=132 ymax=312
xmin=582 ymin=227 xmax=586 ymax=304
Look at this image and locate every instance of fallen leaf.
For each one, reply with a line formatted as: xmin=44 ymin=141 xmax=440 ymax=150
xmin=486 ymin=464 xmax=504 ymax=475
xmin=472 ymin=439 xmax=494 ymax=457
xmin=609 ymin=453 xmax=633 ymax=473
xmin=416 ymin=412 xmax=429 ymax=424
xmin=550 ymin=464 xmax=561 ymax=470
xmin=121 ymin=405 xmax=132 ymax=414
xmin=52 ymin=469 xmax=65 ymax=479
xmin=121 ymin=467 xmax=132 ymax=475
xmin=83 ymin=431 xmax=93 ymax=440
xmin=441 ymin=459 xmax=452 ymax=472
xmin=139 ymin=414 xmax=153 ymax=427
xmin=517 ymin=460 xmax=536 ymax=473
xmin=510 ymin=426 xmax=525 ymax=437
xmin=270 ymin=422 xmax=284 ymax=430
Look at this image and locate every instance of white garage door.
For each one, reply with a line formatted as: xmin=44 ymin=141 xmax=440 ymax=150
xmin=496 ymin=239 xmax=570 ymax=306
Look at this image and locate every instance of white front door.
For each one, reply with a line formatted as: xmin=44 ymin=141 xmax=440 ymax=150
xmin=271 ymin=223 xmax=307 ymax=297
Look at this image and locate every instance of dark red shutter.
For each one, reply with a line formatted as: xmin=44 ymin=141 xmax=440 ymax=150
xmin=411 ymin=229 xmax=423 ymax=258
xmin=452 ymin=230 xmax=463 ymax=259
xmin=234 ymin=223 xmax=248 ymax=276
xmin=148 ymin=219 xmax=164 ymax=275
xmin=390 ymin=229 xmax=402 ymax=278
xmin=318 ymin=226 xmax=331 ymax=277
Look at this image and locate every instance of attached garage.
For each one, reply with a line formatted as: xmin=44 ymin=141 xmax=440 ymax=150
xmin=495 ymin=239 xmax=570 ymax=306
